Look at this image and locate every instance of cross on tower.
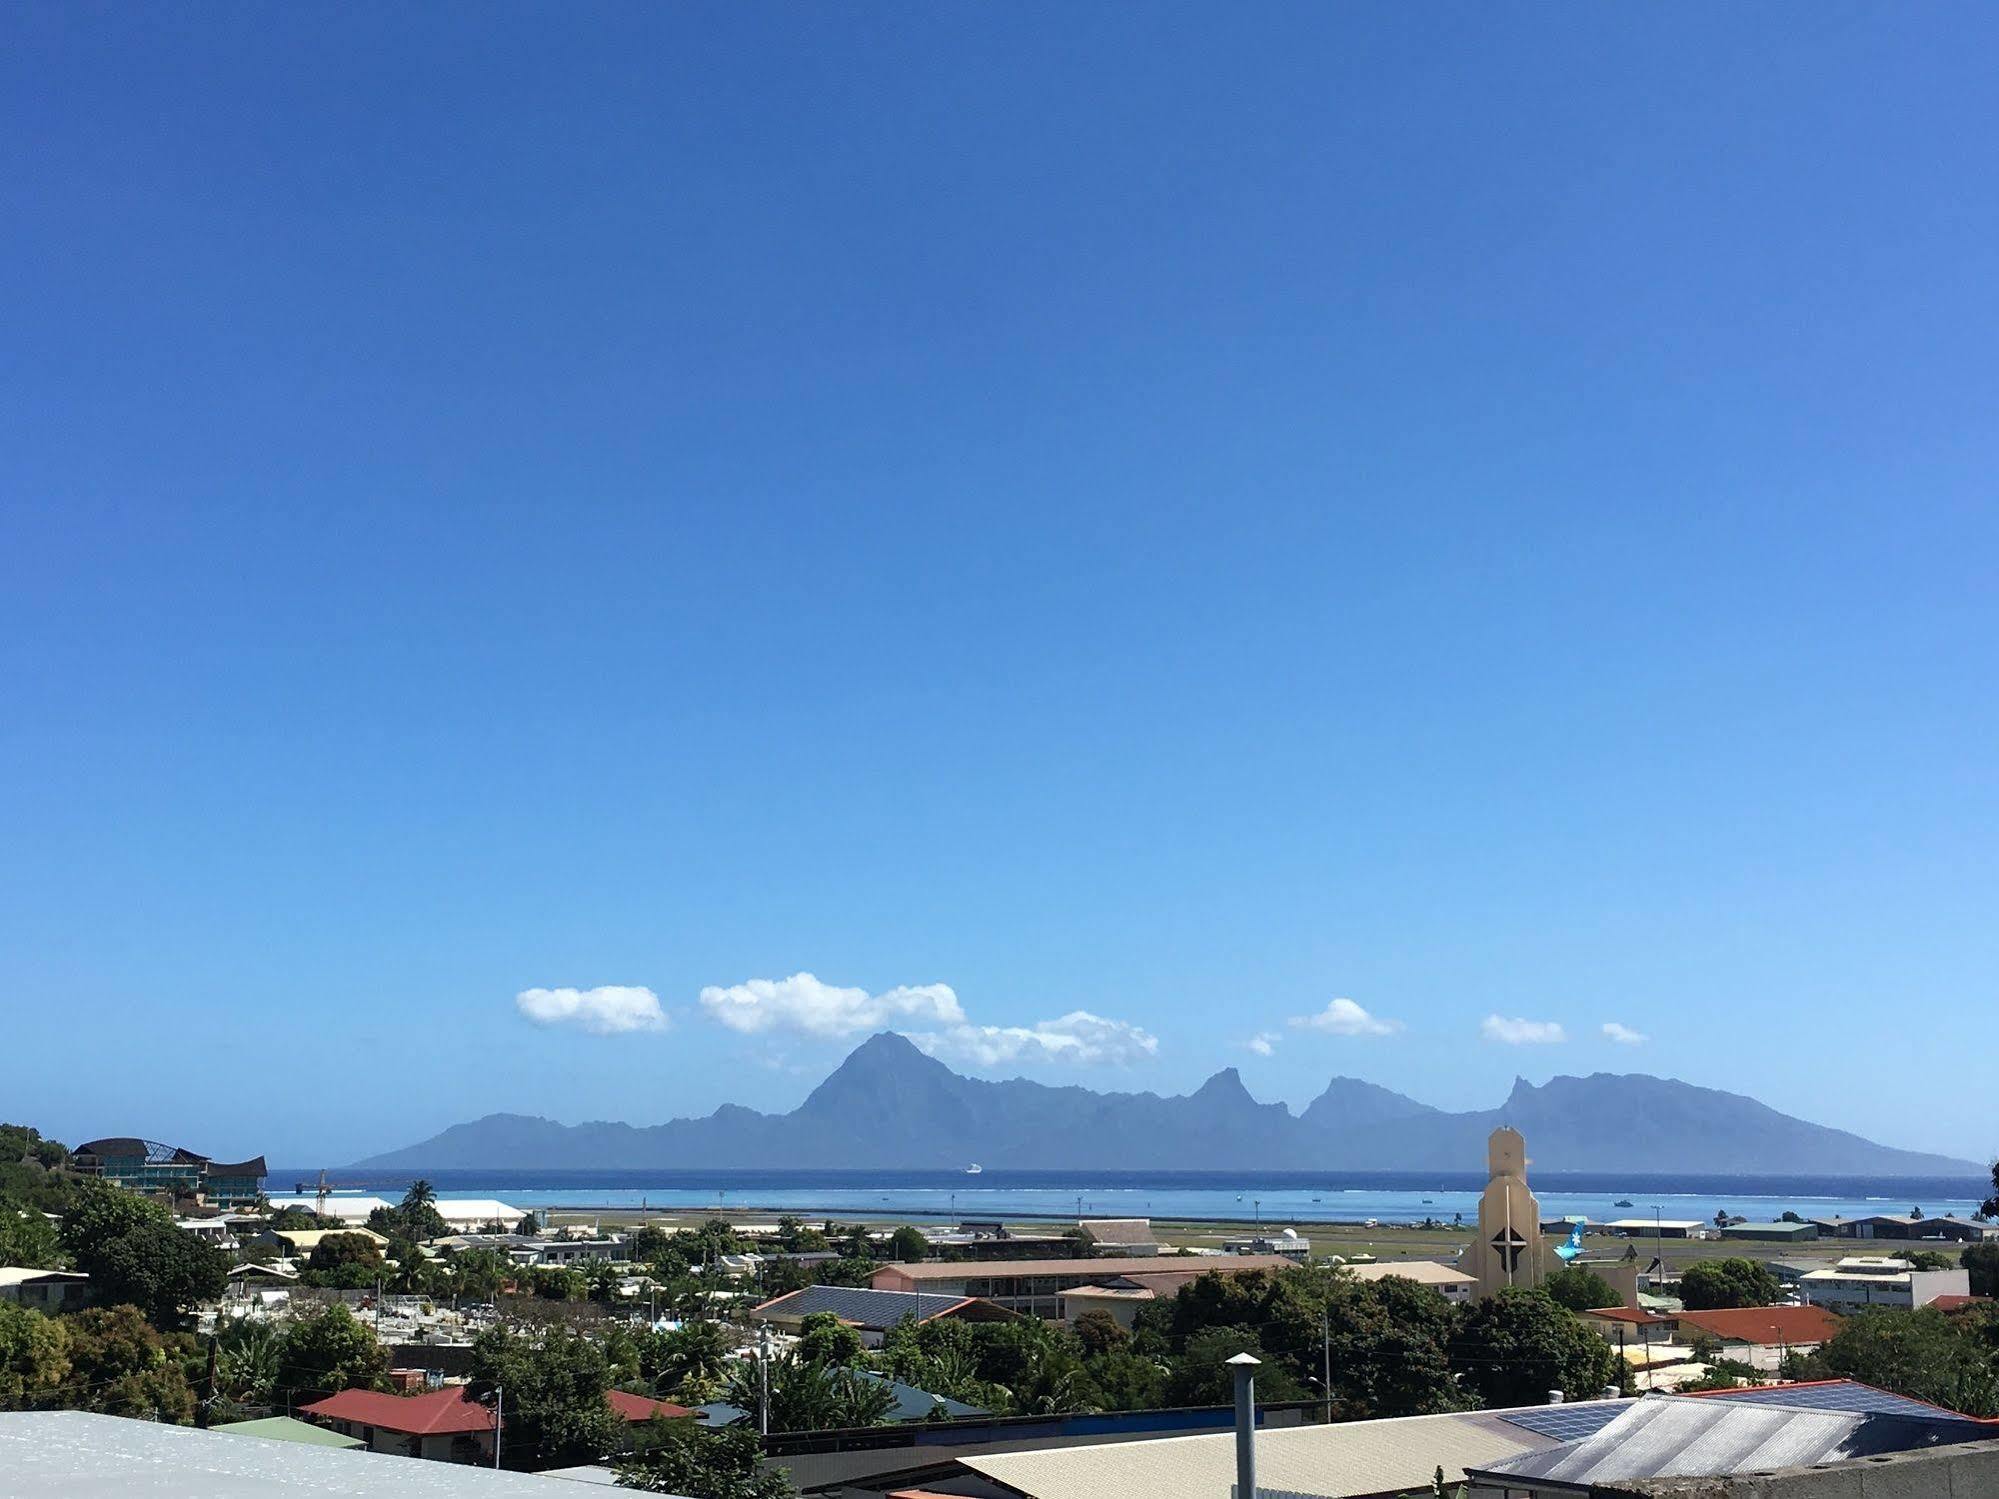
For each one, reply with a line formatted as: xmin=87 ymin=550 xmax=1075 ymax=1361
xmin=1489 ymin=1227 xmax=1528 ymax=1273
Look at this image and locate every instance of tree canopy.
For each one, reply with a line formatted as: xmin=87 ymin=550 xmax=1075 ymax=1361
xmin=58 ymin=1183 xmax=228 ymax=1330
xmin=1543 ymin=1266 xmax=1620 ymax=1312
xmin=1450 ymin=1288 xmax=1621 ymax=1407
xmin=471 ymin=1323 xmax=624 ymax=1470
xmin=1807 ymin=1306 xmax=1999 ymax=1418
xmin=1678 ymin=1257 xmax=1780 ymax=1311
xmin=618 ymin=1420 xmax=795 ymax=1498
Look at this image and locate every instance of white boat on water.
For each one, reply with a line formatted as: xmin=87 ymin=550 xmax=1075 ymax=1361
xmin=965 ymin=1163 xmax=983 ymax=1175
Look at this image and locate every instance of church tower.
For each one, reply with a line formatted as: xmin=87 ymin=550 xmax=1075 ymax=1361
xmin=1462 ymin=1125 xmax=1551 ymax=1298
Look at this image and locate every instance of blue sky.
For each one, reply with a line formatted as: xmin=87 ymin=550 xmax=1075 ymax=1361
xmin=3 ymin=5 xmax=1995 ymax=1167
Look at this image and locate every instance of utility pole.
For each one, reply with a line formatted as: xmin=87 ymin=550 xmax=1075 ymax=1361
xmin=492 ymin=1385 xmax=503 ymax=1469
xmin=1320 ymin=1305 xmax=1331 ymax=1425
xmin=1228 ymin=1353 xmax=1259 ymax=1499
xmin=757 ymin=1324 xmax=773 ymax=1437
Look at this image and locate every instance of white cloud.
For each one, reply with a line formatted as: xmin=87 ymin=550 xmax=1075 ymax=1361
xmin=907 ymin=1011 xmax=1159 ymax=1068
xmin=1287 ymin=997 xmax=1401 ymax=1037
xmin=1242 ymin=1032 xmax=1281 ymax=1057
xmin=1602 ymin=1021 xmax=1649 ymax=1045
xmin=697 ymin=972 xmax=965 ymax=1038
xmin=1481 ymin=1014 xmax=1567 ymax=1045
xmin=516 ymin=986 xmax=668 ymax=1036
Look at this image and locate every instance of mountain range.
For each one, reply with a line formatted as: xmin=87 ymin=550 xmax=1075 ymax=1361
xmin=353 ymin=1033 xmax=1979 ymax=1175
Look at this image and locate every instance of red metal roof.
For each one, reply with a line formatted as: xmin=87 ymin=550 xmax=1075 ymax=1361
xmin=1675 ymin=1305 xmax=1843 ymax=1345
xmin=1932 ymin=1295 xmax=1993 ymax=1312
xmin=605 ymin=1390 xmax=695 ymax=1423
xmin=302 ymin=1386 xmax=495 ymax=1436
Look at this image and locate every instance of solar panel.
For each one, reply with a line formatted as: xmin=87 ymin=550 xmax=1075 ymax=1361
xmin=1497 ymin=1401 xmax=1627 ymax=1442
xmin=1706 ymin=1381 xmax=1963 ymax=1422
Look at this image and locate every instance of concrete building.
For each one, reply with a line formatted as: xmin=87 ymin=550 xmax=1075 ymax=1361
xmin=72 ymin=1138 xmax=266 ymax=1205
xmin=1343 ymin=1259 xmax=1478 ymax=1304
xmin=0 ymin=1411 xmax=619 ymax=1496
xmin=1054 ymin=1279 xmax=1160 ymax=1330
xmin=1798 ymin=1256 xmax=1971 ymax=1312
xmin=1462 ymin=1127 xmax=1553 ymax=1298
xmin=871 ymin=1254 xmax=1295 ymax=1319
xmin=0 ymin=1267 xmax=90 ymax=1313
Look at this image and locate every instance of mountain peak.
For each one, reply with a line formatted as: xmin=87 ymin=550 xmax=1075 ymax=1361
xmin=349 ymin=1052 xmax=1983 ymax=1176
xmin=1302 ymin=1075 xmax=1439 ymax=1129
xmin=1193 ymin=1065 xmax=1248 ymax=1097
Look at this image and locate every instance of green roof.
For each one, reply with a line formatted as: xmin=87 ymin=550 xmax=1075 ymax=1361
xmin=212 ymin=1416 xmax=365 ymax=1449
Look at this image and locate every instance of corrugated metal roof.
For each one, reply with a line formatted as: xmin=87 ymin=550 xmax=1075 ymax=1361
xmin=1673 ymin=1305 xmax=1842 ymax=1346
xmin=1470 ymin=1396 xmax=1988 ymax=1487
xmin=0 ymin=1411 xmax=643 ymax=1496
xmin=960 ymin=1408 xmax=1560 ymax=1499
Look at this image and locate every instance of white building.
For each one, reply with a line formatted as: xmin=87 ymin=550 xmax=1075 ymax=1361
xmin=261 ymin=1195 xmax=526 ymax=1231
xmin=175 ymin=1217 xmax=240 ymax=1251
xmin=1799 ymin=1256 xmax=1971 ymax=1313
xmin=1344 ymin=1259 xmax=1479 ymax=1304
xmin=0 ymin=1268 xmax=91 ymax=1314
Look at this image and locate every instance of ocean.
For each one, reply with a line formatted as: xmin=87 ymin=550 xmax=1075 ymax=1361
xmin=266 ymin=1167 xmax=1992 ymax=1228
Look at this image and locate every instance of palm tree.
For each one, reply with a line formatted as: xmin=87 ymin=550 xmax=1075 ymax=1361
xmin=215 ymin=1320 xmax=282 ymax=1403
xmin=401 ymin=1180 xmax=437 ymax=1212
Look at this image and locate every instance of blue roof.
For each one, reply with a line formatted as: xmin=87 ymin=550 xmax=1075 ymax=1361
xmin=855 ymin=1371 xmax=986 ymax=1422
xmin=754 ymin=1283 xmax=976 ymax=1328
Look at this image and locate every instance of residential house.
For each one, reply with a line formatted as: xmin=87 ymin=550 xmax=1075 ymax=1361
xmin=301 ymin=1386 xmax=498 ymax=1463
xmin=0 ymin=1268 xmax=90 ymax=1314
